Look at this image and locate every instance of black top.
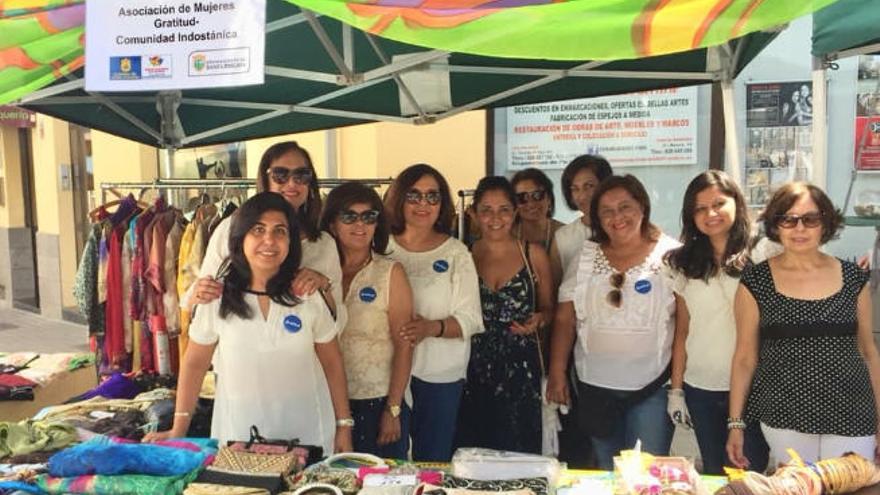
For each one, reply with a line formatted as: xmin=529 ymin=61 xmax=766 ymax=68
xmin=741 ymin=259 xmax=876 ymax=436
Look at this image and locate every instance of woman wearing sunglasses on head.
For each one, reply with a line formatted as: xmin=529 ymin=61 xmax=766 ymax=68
xmin=511 ymin=168 xmax=565 ymax=254
xmin=186 ymin=142 xmax=345 ymax=325
xmin=384 ymin=164 xmax=483 ymax=462
xmin=546 ymin=175 xmax=681 ymax=469
xmin=727 ymin=182 xmax=880 ymax=466
xmin=662 ymin=171 xmax=768 ymax=474
xmin=144 ymin=193 xmax=352 ymax=453
xmin=455 ymin=176 xmax=554 ymax=454
xmin=319 ymin=183 xmax=415 ymax=458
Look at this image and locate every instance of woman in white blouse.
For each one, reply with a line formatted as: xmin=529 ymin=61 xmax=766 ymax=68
xmin=385 ymin=164 xmax=484 ymax=462
xmin=546 ymin=175 xmax=681 ymax=469
xmin=663 ymin=171 xmax=768 ymax=474
xmin=321 ymin=182 xmax=414 ymax=458
xmin=185 ymin=141 xmax=345 ymax=325
xmin=144 ymin=192 xmax=352 ymax=453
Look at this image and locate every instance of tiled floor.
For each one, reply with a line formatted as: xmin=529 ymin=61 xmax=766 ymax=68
xmin=0 ymin=306 xmax=89 ymax=354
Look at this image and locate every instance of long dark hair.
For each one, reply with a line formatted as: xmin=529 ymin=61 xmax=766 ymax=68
xmin=511 ymin=168 xmax=556 ymax=217
xmin=320 ymin=182 xmax=390 ymax=265
xmin=256 ymin=141 xmax=321 ymax=242
xmin=220 ymin=192 xmax=301 ymax=319
xmin=589 ymin=175 xmax=659 ymax=244
xmin=665 ymin=171 xmax=752 ymax=280
xmin=385 ymin=163 xmax=454 ymax=235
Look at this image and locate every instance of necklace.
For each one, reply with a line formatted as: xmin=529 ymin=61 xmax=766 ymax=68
xmin=243 ymin=288 xmax=270 ymax=296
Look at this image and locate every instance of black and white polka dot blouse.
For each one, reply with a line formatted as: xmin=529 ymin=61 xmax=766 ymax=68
xmin=741 ymin=259 xmax=876 ymax=436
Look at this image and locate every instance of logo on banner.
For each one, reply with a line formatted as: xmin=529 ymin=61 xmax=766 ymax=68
xmin=189 ymin=48 xmax=250 ymax=77
xmin=109 ymin=56 xmax=141 ymax=80
xmin=143 ymin=55 xmax=172 ymax=79
xmin=359 ymin=287 xmax=377 ymax=303
xmin=191 ymin=53 xmax=207 ymax=73
xmin=283 ymin=315 xmax=302 ymax=333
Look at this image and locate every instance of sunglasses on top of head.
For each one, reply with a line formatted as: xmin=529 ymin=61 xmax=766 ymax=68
xmin=405 ymin=190 xmax=442 ymax=206
xmin=338 ymin=209 xmax=380 ymax=225
xmin=267 ymin=167 xmax=314 ymax=186
xmin=516 ymin=190 xmax=547 ymax=205
xmin=775 ymin=213 xmax=823 ymax=229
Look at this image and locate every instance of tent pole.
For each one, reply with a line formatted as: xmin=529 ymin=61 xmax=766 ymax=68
xmin=811 ymin=57 xmax=828 ymax=189
xmin=720 ymin=78 xmax=742 ymax=186
xmin=162 ymin=147 xmax=176 ymax=207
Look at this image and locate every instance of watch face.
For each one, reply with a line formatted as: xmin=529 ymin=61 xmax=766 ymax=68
xmin=388 ymin=405 xmax=401 ymax=418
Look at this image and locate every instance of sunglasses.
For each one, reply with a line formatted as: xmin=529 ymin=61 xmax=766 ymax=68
xmin=607 ymin=272 xmax=625 ymax=308
xmin=338 ymin=209 xmax=379 ymax=225
xmin=267 ymin=167 xmax=313 ymax=186
xmin=405 ymin=190 xmax=442 ymax=206
xmin=516 ymin=190 xmax=547 ymax=205
xmin=775 ymin=213 xmax=823 ymax=229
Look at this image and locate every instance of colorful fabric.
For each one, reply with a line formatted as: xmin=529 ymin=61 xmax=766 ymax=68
xmin=0 ymin=420 xmax=77 ymax=460
xmin=287 ymin=0 xmax=839 ymax=61
xmin=0 ymin=1 xmax=84 ymax=105
xmin=73 ymin=223 xmax=104 ymax=336
xmin=47 ymin=437 xmax=209 ymax=477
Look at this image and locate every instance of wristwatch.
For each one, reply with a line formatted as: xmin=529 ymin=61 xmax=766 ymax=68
xmin=386 ymin=404 xmax=402 ymax=418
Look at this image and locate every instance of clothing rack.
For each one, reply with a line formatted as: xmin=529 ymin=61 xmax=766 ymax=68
xmin=99 ymin=178 xmax=394 ymax=206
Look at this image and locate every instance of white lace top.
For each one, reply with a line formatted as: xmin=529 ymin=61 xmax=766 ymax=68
xmin=558 ymin=234 xmax=680 ymax=390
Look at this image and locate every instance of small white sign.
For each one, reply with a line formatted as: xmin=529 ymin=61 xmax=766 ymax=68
xmin=85 ymin=0 xmax=266 ymax=91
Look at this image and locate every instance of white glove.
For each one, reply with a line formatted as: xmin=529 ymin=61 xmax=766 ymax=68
xmin=667 ymin=388 xmax=693 ymax=430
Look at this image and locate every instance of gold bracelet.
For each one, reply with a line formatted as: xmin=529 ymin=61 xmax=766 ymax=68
xmin=174 ymin=411 xmax=191 ymax=418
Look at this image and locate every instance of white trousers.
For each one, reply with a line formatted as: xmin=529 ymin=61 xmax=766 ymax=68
xmin=761 ymin=423 xmax=876 ymax=465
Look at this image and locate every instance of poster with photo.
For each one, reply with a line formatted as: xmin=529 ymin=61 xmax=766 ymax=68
xmin=745 ymin=82 xmax=812 ymax=207
xmin=855 ymin=56 xmax=880 ymax=170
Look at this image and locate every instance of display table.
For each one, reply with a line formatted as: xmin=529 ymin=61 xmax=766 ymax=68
xmin=0 ymin=363 xmax=97 ymax=422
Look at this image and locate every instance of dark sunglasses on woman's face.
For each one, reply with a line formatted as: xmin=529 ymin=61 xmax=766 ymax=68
xmin=516 ymin=190 xmax=547 ymax=205
xmin=339 ymin=209 xmax=380 ymax=225
xmin=405 ymin=190 xmax=442 ymax=206
xmin=267 ymin=166 xmax=313 ymax=185
xmin=775 ymin=213 xmax=823 ymax=229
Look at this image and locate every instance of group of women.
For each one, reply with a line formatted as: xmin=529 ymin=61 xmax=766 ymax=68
xmin=145 ymin=140 xmax=880 ymax=473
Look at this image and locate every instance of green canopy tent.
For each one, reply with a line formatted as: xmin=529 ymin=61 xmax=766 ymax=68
xmin=810 ymin=0 xmax=880 ymax=205
xmin=1 ymin=0 xmax=836 ymax=182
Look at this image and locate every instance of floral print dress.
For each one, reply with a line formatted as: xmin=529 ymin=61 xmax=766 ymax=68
xmin=456 ymin=265 xmax=542 ymax=454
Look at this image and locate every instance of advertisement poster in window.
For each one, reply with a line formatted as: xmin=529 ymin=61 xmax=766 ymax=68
xmin=855 ymin=56 xmax=880 ymax=170
xmin=745 ymin=82 xmax=812 ymax=208
xmin=505 ymin=87 xmax=698 ymax=170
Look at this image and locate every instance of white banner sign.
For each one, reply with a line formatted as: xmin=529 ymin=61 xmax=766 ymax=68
xmin=506 ymin=87 xmax=698 ymax=169
xmin=85 ymin=0 xmax=266 ymax=91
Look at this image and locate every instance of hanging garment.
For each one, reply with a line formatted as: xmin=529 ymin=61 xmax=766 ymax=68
xmin=73 ymin=223 xmax=105 ymax=336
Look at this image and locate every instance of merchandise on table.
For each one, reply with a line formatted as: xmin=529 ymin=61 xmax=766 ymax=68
xmin=614 ymin=449 xmax=708 ymax=495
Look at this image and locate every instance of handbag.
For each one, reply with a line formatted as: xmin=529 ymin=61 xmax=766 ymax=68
xmin=226 ymin=425 xmax=324 ymax=470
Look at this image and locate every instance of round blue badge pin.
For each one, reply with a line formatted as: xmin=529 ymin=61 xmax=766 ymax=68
xmin=634 ymin=279 xmax=652 ymax=294
xmin=283 ymin=315 xmax=303 ymax=333
xmin=433 ymin=260 xmax=449 ymax=273
xmin=359 ymin=287 xmax=377 ymax=303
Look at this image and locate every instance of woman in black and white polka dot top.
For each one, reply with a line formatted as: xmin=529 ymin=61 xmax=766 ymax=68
xmin=726 ymin=182 xmax=880 ymax=467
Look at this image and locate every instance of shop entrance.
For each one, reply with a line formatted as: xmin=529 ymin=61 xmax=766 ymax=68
xmin=12 ymin=127 xmax=40 ymax=313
